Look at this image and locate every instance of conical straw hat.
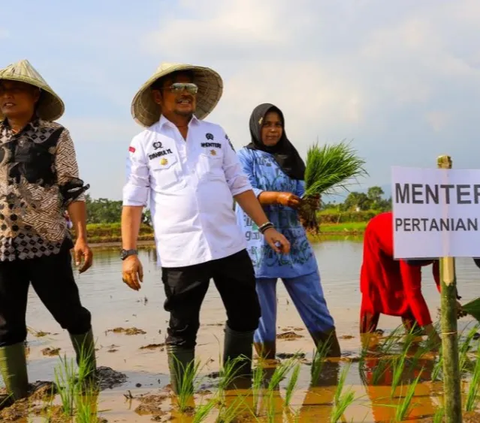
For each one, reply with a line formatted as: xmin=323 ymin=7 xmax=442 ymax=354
xmin=131 ymin=62 xmax=223 ymax=127
xmin=0 ymin=59 xmax=64 ymax=122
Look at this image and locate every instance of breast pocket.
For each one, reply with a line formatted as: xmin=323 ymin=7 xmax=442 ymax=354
xmin=149 ymin=154 xmax=184 ymax=191
xmin=197 ymin=153 xmax=224 ymax=181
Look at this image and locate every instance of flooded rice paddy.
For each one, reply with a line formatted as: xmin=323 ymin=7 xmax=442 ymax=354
xmin=4 ymin=239 xmax=480 ymax=422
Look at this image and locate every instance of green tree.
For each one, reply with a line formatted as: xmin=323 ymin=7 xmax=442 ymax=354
xmin=341 ymin=192 xmax=371 ymax=211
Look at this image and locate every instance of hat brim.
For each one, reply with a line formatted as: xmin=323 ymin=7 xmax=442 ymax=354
xmin=131 ymin=64 xmax=223 ymax=127
xmin=0 ymin=75 xmax=65 ymax=122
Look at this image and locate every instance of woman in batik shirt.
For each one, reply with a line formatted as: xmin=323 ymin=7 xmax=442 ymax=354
xmin=235 ymin=103 xmax=341 ymax=359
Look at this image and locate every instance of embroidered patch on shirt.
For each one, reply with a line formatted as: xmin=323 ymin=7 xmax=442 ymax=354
xmin=129 ymin=146 xmax=136 ymax=153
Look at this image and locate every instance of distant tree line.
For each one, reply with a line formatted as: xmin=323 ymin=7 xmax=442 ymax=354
xmin=85 ymin=195 xmax=151 ymax=225
xmin=84 ymin=186 xmax=390 ymax=225
xmin=321 ymin=186 xmax=392 ymax=212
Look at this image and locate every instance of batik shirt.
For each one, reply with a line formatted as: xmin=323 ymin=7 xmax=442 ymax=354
xmin=0 ymin=118 xmax=88 ymax=261
xmin=235 ymin=147 xmax=317 ymax=279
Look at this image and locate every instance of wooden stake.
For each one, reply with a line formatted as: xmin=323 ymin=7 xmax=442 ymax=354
xmin=437 ymin=154 xmax=462 ymax=422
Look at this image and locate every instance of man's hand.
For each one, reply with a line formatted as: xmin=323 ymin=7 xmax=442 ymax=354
xmin=276 ymin=193 xmax=302 ymax=209
xmin=122 ymin=255 xmax=144 ymax=291
xmin=263 ymin=228 xmax=291 ymax=254
xmin=74 ymin=238 xmax=93 ymax=273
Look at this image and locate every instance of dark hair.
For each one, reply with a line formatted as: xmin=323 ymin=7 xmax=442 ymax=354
xmin=151 ymin=70 xmax=195 ymax=91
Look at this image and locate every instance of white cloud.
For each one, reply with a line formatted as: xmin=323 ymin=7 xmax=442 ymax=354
xmin=135 ymin=0 xmax=480 ymax=190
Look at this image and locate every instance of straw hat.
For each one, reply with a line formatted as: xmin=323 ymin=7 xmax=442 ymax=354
xmin=131 ymin=62 xmax=223 ymax=127
xmin=0 ymin=59 xmax=64 ymax=122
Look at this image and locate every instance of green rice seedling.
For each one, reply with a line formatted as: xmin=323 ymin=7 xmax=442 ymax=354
xmin=75 ymin=391 xmax=99 ymax=423
xmin=311 ymin=336 xmax=331 ymax=383
xmin=432 ymin=349 xmax=444 ymax=382
xmin=330 ymin=364 xmax=355 ymax=423
xmin=54 ymin=354 xmax=77 ymax=416
xmin=284 ymin=363 xmax=301 ymax=409
xmin=267 ymin=358 xmax=297 ymax=391
xmin=252 ymin=361 xmax=264 ymax=414
xmin=192 ymin=397 xmax=217 ymax=423
xmin=465 ymin=342 xmax=480 ymax=412
xmin=217 ymin=355 xmax=248 ymax=395
xmin=371 ymin=358 xmax=391 ymax=386
xmin=173 ymin=358 xmax=203 ymax=413
xmin=390 ymin=355 xmax=408 ymax=398
xmin=217 ymin=395 xmax=248 ymax=423
xmin=433 ymin=407 xmax=445 ymax=423
xmin=459 ymin=324 xmax=480 ymax=373
xmin=394 ymin=368 xmax=423 ymax=422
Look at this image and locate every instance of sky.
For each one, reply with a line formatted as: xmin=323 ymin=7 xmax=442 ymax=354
xmin=2 ymin=0 xmax=480 ymax=201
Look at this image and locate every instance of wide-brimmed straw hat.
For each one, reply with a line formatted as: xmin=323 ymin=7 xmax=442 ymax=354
xmin=131 ymin=62 xmax=223 ymax=127
xmin=0 ymin=59 xmax=64 ymax=122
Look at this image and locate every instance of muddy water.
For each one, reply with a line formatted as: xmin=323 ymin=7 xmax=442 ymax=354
xmin=8 ymin=240 xmax=480 ymax=422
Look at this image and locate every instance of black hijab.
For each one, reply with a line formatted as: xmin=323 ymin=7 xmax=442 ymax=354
xmin=246 ymin=103 xmax=306 ymax=180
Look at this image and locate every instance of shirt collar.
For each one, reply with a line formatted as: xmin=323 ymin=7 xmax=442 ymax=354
xmin=157 ymin=114 xmax=200 ymax=130
xmin=0 ymin=116 xmax=42 ymax=133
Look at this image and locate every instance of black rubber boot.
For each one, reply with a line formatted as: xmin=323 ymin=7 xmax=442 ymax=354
xmin=166 ymin=345 xmax=195 ymax=395
xmin=0 ymin=343 xmax=29 ymax=403
xmin=223 ymin=326 xmax=254 ymax=389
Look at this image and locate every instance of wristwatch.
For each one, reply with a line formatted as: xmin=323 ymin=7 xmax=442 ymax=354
xmin=120 ymin=249 xmax=138 ymax=260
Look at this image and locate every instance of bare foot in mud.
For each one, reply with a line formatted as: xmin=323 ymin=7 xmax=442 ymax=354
xmin=277 ymin=331 xmax=304 ymax=340
xmin=106 ymin=327 xmax=147 ymax=335
xmin=41 ymin=347 xmax=61 ymax=356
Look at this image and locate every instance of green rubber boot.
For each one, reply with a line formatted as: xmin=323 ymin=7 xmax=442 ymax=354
xmin=69 ymin=329 xmax=97 ymax=380
xmin=166 ymin=345 xmax=195 ymax=395
xmin=0 ymin=343 xmax=29 ymax=402
xmin=223 ymin=326 xmax=254 ymax=389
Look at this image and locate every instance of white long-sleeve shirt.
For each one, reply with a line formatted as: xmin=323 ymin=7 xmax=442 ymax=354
xmin=122 ymin=115 xmax=252 ymax=268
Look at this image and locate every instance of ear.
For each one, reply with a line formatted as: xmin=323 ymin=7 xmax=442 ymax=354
xmin=33 ymin=88 xmax=41 ymax=104
xmin=152 ymin=90 xmax=163 ymax=106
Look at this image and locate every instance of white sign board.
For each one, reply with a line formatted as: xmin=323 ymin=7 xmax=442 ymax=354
xmin=392 ymin=166 xmax=480 ymax=259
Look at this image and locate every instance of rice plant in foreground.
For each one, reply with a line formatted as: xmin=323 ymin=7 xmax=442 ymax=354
xmin=459 ymin=324 xmax=480 ymax=373
xmin=432 ymin=349 xmax=444 ymax=382
xmin=433 ymin=407 xmax=445 ymax=423
xmin=465 ymin=342 xmax=480 ymax=412
xmin=217 ymin=355 xmax=248 ymax=395
xmin=54 ymin=354 xmax=77 ymax=417
xmin=284 ymin=363 xmax=301 ymax=409
xmin=252 ymin=362 xmax=264 ymax=415
xmin=173 ymin=358 xmax=203 ymax=413
xmin=311 ymin=336 xmax=331 ymax=383
xmin=330 ymin=364 xmax=355 ymax=423
xmin=192 ymin=398 xmax=217 ymax=423
xmin=394 ymin=369 xmax=423 ymax=422
xmin=217 ymin=395 xmax=249 ymax=423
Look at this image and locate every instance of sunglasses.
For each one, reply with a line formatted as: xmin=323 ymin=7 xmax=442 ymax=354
xmin=164 ymin=83 xmax=198 ymax=95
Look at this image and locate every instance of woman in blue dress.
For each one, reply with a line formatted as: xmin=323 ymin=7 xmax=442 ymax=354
xmin=235 ymin=103 xmax=341 ymax=359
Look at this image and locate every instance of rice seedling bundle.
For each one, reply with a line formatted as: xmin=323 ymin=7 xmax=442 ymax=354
xmin=300 ymin=140 xmax=368 ymax=234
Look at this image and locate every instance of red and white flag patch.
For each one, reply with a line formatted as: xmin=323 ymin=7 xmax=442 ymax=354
xmin=129 ymin=146 xmax=136 ymax=153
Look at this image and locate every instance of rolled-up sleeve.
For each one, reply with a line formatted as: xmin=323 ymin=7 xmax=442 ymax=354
xmin=236 ymin=148 xmax=263 ymax=198
xmin=122 ymin=135 xmax=149 ymax=207
xmin=221 ymin=131 xmax=252 ymax=196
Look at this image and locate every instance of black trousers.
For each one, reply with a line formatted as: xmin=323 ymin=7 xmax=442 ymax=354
xmin=0 ymin=240 xmax=92 ymax=347
xmin=161 ymin=249 xmax=261 ymax=349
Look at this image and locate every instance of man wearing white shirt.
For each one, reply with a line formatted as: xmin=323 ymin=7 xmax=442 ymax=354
xmin=121 ymin=63 xmax=290 ymax=393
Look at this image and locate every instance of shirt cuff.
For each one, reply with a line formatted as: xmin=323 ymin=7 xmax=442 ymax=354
xmin=123 ymin=184 xmax=148 ymax=206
